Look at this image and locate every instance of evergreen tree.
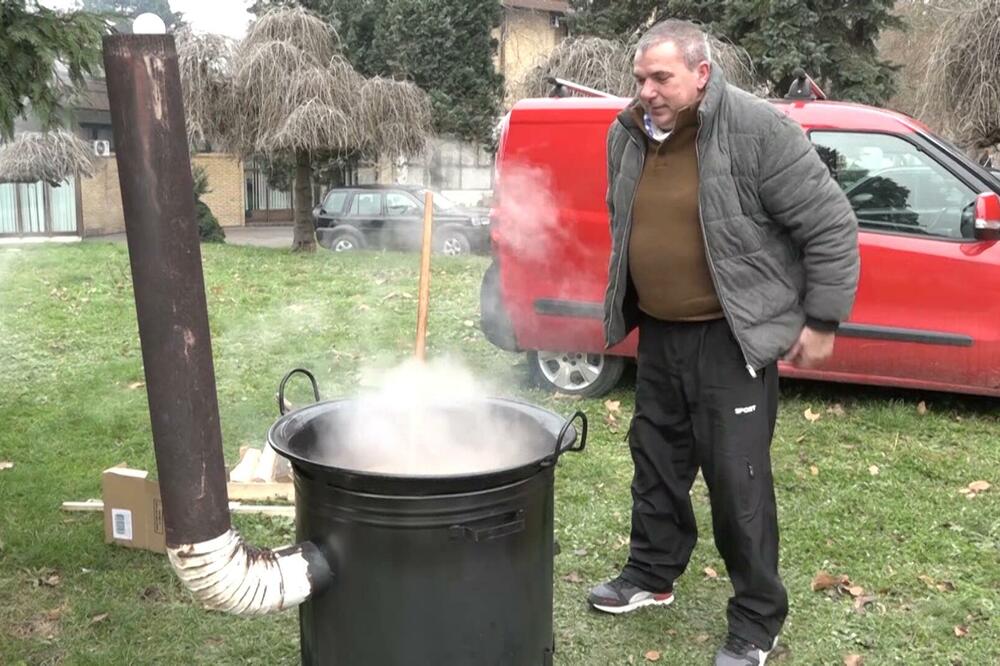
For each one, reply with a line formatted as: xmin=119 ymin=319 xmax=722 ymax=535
xmin=0 ymin=2 xmax=106 ymax=140
xmin=376 ymin=0 xmax=504 ymax=142
xmin=567 ymin=0 xmax=900 ymax=105
xmin=291 ymin=0 xmax=504 ymax=143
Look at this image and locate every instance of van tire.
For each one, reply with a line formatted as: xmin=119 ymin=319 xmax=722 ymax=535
xmin=528 ymin=351 xmax=625 ymax=397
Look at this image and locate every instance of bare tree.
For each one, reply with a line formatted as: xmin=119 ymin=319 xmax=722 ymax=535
xmin=921 ymin=0 xmax=1000 ymax=152
xmin=178 ymin=8 xmax=432 ymax=251
xmin=0 ymin=129 xmax=94 ymax=185
xmin=513 ymin=35 xmax=758 ymax=101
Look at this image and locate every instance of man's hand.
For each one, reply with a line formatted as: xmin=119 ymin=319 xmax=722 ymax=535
xmin=783 ymin=326 xmax=836 ymax=368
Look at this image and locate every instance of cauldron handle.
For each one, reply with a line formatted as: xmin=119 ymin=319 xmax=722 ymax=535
xmin=542 ymin=410 xmax=588 ymax=467
xmin=277 ymin=368 xmax=321 ymax=415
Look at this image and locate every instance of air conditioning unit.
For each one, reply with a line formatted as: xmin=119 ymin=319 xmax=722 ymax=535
xmin=93 ymin=140 xmax=111 ymax=157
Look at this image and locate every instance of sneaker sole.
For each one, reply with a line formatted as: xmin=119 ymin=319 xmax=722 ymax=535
xmin=590 ymin=593 xmax=674 ymax=615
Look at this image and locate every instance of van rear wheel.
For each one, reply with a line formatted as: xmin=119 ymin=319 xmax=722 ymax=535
xmin=528 ymin=351 xmax=625 ymax=397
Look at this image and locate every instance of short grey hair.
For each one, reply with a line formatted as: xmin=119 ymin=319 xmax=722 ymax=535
xmin=635 ymin=19 xmax=712 ymax=69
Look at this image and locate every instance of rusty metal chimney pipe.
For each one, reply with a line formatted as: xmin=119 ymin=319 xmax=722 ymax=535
xmin=102 ymin=33 xmax=330 ymax=614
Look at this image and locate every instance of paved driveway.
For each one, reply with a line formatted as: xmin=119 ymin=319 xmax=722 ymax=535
xmin=85 ymin=225 xmax=294 ymax=248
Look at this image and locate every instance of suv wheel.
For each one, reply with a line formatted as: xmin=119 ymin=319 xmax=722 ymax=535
xmin=434 ymin=225 xmax=471 ymax=256
xmin=528 ymin=351 xmax=625 ymax=397
xmin=320 ymin=226 xmax=365 ymax=252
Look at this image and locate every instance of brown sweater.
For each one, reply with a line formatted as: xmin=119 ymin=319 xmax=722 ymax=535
xmin=628 ymin=105 xmax=722 ymax=322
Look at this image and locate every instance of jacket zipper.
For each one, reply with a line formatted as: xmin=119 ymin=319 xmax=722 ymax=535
xmin=608 ymin=119 xmax=645 ymax=335
xmin=694 ymin=117 xmax=757 ymax=378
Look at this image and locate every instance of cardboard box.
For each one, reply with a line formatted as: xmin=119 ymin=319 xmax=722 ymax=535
xmin=101 ymin=466 xmax=165 ymax=553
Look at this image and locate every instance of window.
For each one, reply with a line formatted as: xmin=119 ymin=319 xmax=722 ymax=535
xmin=323 ymin=191 xmax=348 ymax=213
xmin=385 ymin=192 xmax=419 ymax=217
xmin=349 ymin=192 xmax=382 ymax=216
xmin=811 ymin=131 xmax=978 ymax=240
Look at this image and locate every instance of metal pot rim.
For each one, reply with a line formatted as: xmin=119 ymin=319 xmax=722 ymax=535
xmin=266 ymin=396 xmax=579 ymax=485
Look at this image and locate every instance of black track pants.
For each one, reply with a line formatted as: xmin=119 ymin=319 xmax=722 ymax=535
xmin=620 ymin=315 xmax=788 ymax=647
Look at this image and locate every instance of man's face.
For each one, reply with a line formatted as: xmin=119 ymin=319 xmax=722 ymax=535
xmin=633 ymin=40 xmax=711 ymax=130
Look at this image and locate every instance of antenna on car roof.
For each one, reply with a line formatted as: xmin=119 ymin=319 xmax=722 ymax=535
xmin=546 ymin=77 xmax=617 ymax=99
xmin=784 ymin=68 xmax=827 ymax=101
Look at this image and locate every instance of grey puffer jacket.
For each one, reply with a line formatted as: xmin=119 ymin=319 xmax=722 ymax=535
xmin=603 ymin=66 xmax=860 ymax=373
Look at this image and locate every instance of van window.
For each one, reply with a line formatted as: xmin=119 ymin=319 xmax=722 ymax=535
xmin=811 ymin=131 xmax=978 ymax=240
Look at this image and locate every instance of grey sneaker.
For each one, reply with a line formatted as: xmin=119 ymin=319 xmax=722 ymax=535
xmin=586 ymin=575 xmax=674 ymax=614
xmin=714 ymin=633 xmax=778 ymax=665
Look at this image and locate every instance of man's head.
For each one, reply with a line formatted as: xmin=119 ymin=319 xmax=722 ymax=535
xmin=633 ymin=20 xmax=712 ymax=130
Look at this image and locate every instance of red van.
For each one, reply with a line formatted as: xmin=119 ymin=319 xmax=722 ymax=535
xmin=480 ymin=87 xmax=1000 ymax=398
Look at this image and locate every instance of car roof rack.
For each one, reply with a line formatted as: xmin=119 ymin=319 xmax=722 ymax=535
xmin=784 ymin=68 xmax=827 ymax=101
xmin=546 ymin=77 xmax=617 ymax=99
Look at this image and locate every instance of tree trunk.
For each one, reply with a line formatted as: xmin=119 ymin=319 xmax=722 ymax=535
xmin=291 ymin=149 xmax=316 ymax=252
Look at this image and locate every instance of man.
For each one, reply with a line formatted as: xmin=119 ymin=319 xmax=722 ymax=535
xmin=588 ymin=19 xmax=859 ymax=666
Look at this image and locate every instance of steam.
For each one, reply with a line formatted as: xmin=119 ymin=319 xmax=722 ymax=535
xmin=315 ymin=357 xmax=545 ymax=476
xmin=484 ymin=161 xmax=611 ymax=345
xmin=493 ymin=163 xmax=565 ymax=263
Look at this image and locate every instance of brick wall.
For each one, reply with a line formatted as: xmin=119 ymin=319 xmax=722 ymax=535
xmin=194 ymin=154 xmax=245 ymax=229
xmin=79 ymin=153 xmax=245 ymax=236
xmin=79 ymin=156 xmax=125 ymax=236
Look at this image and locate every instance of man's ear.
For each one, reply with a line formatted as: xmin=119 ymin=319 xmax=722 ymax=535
xmin=697 ymin=62 xmax=711 ymax=91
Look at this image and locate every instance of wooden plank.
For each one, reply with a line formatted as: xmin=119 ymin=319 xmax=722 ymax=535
xmin=62 ymin=499 xmax=294 ymax=518
xmin=227 ymin=481 xmax=294 ymax=502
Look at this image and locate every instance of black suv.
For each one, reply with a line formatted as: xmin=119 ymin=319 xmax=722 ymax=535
xmin=312 ymin=185 xmax=490 ymax=255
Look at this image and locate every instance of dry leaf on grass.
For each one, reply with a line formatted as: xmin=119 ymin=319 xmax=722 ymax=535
xmin=0 ymin=461 xmax=13 ymax=471
xmin=853 ymin=595 xmax=877 ymax=614
xmin=604 ymin=399 xmax=621 ymax=413
xmin=89 ymin=612 xmax=109 ymax=625
xmin=868 ymin=465 xmax=880 ymax=476
xmin=811 ymin=571 xmax=849 ymax=592
xmin=127 ymin=381 xmax=145 ymax=390
xmin=561 ymin=571 xmax=583 ymax=584
xmin=917 ymin=401 xmax=928 ymax=415
xmin=953 ymin=625 xmax=969 ymax=638
xmin=809 ymin=465 xmax=820 ymax=476
xmin=644 ymin=651 xmax=661 ymax=662
xmin=804 ymin=407 xmax=822 ymax=422
xmin=846 ymin=585 xmax=865 ymax=597
xmin=572 ymin=548 xmax=588 ymax=557
xmin=694 ymin=634 xmax=711 ymax=644
xmin=959 ymin=480 xmax=991 ymax=498
xmin=827 ymin=403 xmax=846 ymax=417
xmin=36 ymin=572 xmax=61 ymax=588
xmin=704 ymin=566 xmax=719 ymax=579
xmin=463 ymin=320 xmax=475 ymax=327
xmin=918 ymin=575 xmax=956 ymax=593
xmin=844 ymin=655 xmax=865 ymax=666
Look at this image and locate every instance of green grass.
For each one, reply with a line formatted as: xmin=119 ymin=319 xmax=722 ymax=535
xmin=1 ymin=242 xmax=998 ymax=665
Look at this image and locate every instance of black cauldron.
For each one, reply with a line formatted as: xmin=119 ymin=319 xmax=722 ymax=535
xmin=267 ymin=369 xmax=587 ymax=666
